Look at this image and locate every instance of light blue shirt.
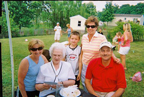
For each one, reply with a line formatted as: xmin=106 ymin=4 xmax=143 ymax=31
xmin=24 ymin=55 xmax=44 ymax=91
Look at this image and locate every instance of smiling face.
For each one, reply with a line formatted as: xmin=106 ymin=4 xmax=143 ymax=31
xmin=99 ymin=46 xmax=112 ymax=61
xmin=30 ymin=44 xmax=43 ymax=57
xmin=70 ymin=35 xmax=80 ymax=46
xmin=86 ymin=22 xmax=97 ymax=36
xmin=52 ymin=49 xmax=63 ymax=65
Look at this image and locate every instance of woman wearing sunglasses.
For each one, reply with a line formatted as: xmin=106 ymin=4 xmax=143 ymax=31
xmin=80 ymin=16 xmax=120 ymax=93
xmin=18 ymin=39 xmax=48 ymax=97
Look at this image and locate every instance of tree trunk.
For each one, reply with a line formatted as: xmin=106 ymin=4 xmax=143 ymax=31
xmin=19 ymin=25 xmax=21 ymax=35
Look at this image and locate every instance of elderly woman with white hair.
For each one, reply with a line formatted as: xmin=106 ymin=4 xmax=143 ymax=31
xmin=35 ymin=42 xmax=75 ymax=97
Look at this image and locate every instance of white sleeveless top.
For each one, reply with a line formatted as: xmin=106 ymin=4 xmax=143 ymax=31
xmin=65 ymin=45 xmax=81 ymax=75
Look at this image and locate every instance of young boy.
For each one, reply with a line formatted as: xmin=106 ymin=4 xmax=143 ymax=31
xmin=64 ymin=31 xmax=82 ymax=87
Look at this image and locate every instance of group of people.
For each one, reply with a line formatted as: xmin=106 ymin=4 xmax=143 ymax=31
xmin=18 ymin=16 xmax=133 ymax=97
xmin=53 ymin=22 xmax=73 ymax=44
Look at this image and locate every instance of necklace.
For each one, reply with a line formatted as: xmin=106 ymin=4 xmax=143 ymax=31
xmin=51 ymin=61 xmax=63 ymax=82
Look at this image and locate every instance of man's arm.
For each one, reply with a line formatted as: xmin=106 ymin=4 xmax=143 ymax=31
xmin=112 ymin=88 xmax=125 ymax=97
xmin=85 ymin=78 xmax=99 ymax=97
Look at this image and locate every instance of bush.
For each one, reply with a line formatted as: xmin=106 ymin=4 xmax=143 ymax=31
xmin=107 ymin=21 xmax=144 ymax=41
xmin=0 ymin=12 xmax=20 ymax=38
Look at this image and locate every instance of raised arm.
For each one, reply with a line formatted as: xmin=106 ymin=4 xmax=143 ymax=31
xmin=71 ymin=27 xmax=73 ymax=32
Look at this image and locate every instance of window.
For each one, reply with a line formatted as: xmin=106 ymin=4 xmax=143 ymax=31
xmin=78 ymin=21 xmax=81 ymax=26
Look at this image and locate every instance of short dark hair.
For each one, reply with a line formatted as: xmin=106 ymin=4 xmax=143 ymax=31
xmin=42 ymin=49 xmax=51 ymax=62
xmin=70 ymin=31 xmax=80 ymax=39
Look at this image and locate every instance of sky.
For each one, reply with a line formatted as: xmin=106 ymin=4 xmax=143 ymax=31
xmin=82 ymin=1 xmax=144 ymax=12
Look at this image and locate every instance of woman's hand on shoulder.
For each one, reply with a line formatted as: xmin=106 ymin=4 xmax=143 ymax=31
xmin=114 ymin=57 xmax=121 ymax=64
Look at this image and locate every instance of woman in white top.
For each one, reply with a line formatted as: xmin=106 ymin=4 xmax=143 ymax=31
xmin=35 ymin=42 xmax=75 ymax=97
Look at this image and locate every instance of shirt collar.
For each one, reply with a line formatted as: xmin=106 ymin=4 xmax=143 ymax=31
xmin=86 ymin=31 xmax=99 ymax=38
xmin=51 ymin=61 xmax=62 ymax=71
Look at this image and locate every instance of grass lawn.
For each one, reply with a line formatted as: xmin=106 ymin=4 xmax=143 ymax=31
xmin=1 ymin=34 xmax=144 ymax=97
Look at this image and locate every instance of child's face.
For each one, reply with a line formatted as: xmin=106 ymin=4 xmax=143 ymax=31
xmin=70 ymin=35 xmax=80 ymax=46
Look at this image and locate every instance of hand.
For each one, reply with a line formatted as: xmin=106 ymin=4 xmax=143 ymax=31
xmin=43 ymin=83 xmax=51 ymax=90
xmin=122 ymin=43 xmax=125 ymax=46
xmin=114 ymin=57 xmax=121 ymax=64
xmin=58 ymin=81 xmax=63 ymax=85
xmin=77 ymin=74 xmax=81 ymax=81
xmin=51 ymin=85 xmax=56 ymax=89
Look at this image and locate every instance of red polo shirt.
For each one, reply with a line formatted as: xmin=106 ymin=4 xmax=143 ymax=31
xmin=85 ymin=57 xmax=127 ymax=92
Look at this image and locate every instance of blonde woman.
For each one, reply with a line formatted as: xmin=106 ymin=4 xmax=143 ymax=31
xmin=18 ymin=39 xmax=48 ymax=97
xmin=119 ymin=23 xmax=133 ymax=70
xmin=65 ymin=24 xmax=73 ymax=43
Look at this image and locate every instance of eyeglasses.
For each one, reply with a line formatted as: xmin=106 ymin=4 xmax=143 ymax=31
xmin=31 ymin=47 xmax=43 ymax=51
xmin=86 ymin=25 xmax=96 ymax=28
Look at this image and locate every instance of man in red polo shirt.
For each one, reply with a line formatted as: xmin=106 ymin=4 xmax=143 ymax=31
xmin=85 ymin=42 xmax=126 ymax=97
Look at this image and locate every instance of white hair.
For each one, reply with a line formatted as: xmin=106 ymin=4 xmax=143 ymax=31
xmin=49 ymin=42 xmax=66 ymax=58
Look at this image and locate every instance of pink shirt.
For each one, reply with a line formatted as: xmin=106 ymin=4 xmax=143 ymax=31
xmin=120 ymin=36 xmax=130 ymax=47
xmin=82 ymin=32 xmax=107 ymax=65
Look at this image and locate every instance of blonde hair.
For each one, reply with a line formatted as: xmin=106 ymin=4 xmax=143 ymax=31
xmin=28 ymin=39 xmax=44 ymax=51
xmin=66 ymin=24 xmax=70 ymax=27
xmin=85 ymin=16 xmax=99 ymax=27
xmin=123 ymin=23 xmax=132 ymax=33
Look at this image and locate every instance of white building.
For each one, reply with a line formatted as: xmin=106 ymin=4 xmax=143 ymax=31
xmin=70 ymin=15 xmax=86 ymax=33
xmin=105 ymin=14 xmax=144 ymax=26
xmin=140 ymin=15 xmax=144 ymax=25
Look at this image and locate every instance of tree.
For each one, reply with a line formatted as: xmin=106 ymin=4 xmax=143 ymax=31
xmin=8 ymin=1 xmax=33 ymax=33
xmin=117 ymin=4 xmax=131 ymax=14
xmin=113 ymin=3 xmax=144 ymax=14
xmin=100 ymin=2 xmax=114 ymax=26
xmin=28 ymin=1 xmax=43 ymax=29
xmin=113 ymin=4 xmax=119 ymax=13
xmin=85 ymin=2 xmax=97 ymax=17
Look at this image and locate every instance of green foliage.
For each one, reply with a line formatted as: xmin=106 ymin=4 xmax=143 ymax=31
xmin=114 ymin=3 xmax=144 ymax=14
xmin=0 ymin=12 xmax=19 ymax=38
xmin=130 ymin=21 xmax=144 ymax=41
xmin=107 ymin=21 xmax=144 ymax=41
xmin=100 ymin=2 xmax=114 ymax=26
xmin=8 ymin=1 xmax=33 ymax=30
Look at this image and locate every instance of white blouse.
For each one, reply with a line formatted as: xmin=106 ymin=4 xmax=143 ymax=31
xmin=36 ymin=61 xmax=75 ymax=97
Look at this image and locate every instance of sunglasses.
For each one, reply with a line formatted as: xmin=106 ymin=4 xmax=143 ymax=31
xmin=86 ymin=25 xmax=96 ymax=28
xmin=31 ymin=47 xmax=43 ymax=51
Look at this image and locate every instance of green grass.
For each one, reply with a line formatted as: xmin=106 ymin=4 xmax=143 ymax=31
xmin=1 ymin=34 xmax=144 ymax=97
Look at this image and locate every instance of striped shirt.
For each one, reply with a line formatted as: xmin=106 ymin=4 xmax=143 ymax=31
xmin=82 ymin=31 xmax=107 ymax=65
